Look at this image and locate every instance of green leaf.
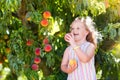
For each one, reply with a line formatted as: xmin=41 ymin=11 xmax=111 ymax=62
xmin=113 ymin=23 xmax=120 ymax=28
xmin=109 ymin=28 xmax=117 ymax=40
xmin=25 ymin=69 xmax=39 ymax=80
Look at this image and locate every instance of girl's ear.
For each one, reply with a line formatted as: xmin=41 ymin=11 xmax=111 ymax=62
xmin=85 ymin=30 xmax=89 ymax=36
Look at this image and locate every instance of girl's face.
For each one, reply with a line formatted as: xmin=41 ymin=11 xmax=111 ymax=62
xmin=70 ymin=21 xmax=89 ymax=42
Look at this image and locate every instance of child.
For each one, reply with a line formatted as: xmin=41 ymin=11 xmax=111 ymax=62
xmin=61 ymin=16 xmax=101 ymax=80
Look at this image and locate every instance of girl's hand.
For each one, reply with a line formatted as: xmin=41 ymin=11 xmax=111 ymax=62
xmin=64 ymin=33 xmax=71 ymax=42
xmin=64 ymin=33 xmax=76 ymax=48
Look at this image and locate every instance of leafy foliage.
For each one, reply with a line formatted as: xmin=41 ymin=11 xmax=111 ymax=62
xmin=0 ymin=0 xmax=120 ymax=80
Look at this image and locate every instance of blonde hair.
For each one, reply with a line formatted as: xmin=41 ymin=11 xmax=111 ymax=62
xmin=71 ymin=16 xmax=102 ymax=47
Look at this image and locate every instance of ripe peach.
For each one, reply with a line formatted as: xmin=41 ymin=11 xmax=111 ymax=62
xmin=104 ymin=0 xmax=110 ymax=9
xmin=31 ymin=64 xmax=39 ymax=71
xmin=26 ymin=39 xmax=33 ymax=46
xmin=35 ymin=48 xmax=41 ymax=56
xmin=34 ymin=57 xmax=41 ymax=64
xmin=43 ymin=11 xmax=51 ymax=19
xmin=69 ymin=59 xmax=77 ymax=67
xmin=44 ymin=44 xmax=52 ymax=52
xmin=43 ymin=38 xmax=49 ymax=44
xmin=40 ymin=19 xmax=48 ymax=27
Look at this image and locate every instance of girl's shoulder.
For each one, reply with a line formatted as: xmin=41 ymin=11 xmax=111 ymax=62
xmin=66 ymin=45 xmax=71 ymax=50
xmin=65 ymin=46 xmax=72 ymax=52
xmin=86 ymin=41 xmax=96 ymax=50
xmin=86 ymin=41 xmax=94 ymax=46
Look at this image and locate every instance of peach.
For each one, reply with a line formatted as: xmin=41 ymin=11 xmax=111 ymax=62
xmin=43 ymin=11 xmax=51 ymax=19
xmin=40 ymin=19 xmax=48 ymax=27
xmin=104 ymin=0 xmax=109 ymax=9
xmin=31 ymin=64 xmax=39 ymax=71
xmin=43 ymin=38 xmax=49 ymax=44
xmin=35 ymin=48 xmax=41 ymax=56
xmin=26 ymin=39 xmax=33 ymax=46
xmin=44 ymin=44 xmax=52 ymax=52
xmin=69 ymin=59 xmax=77 ymax=67
xmin=34 ymin=57 xmax=41 ymax=64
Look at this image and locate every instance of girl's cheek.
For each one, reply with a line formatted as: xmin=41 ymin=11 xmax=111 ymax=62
xmin=70 ymin=30 xmax=73 ymax=33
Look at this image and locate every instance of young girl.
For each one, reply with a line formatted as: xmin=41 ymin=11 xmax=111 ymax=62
xmin=61 ymin=16 xmax=101 ymax=80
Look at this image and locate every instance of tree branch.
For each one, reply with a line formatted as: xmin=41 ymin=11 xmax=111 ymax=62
xmin=17 ymin=0 xmax=27 ymax=26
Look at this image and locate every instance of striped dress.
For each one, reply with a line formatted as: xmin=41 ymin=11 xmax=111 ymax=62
xmin=67 ymin=42 xmax=96 ymax=80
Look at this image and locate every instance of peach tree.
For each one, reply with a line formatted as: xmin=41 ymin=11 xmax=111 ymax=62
xmin=5 ymin=10 xmax=67 ymax=80
xmin=0 ymin=0 xmax=120 ymax=80
xmin=0 ymin=0 xmax=69 ymax=79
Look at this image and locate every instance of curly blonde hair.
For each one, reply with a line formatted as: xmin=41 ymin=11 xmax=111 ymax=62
xmin=71 ymin=16 xmax=102 ymax=47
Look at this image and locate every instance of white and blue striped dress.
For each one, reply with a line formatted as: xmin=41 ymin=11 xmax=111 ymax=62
xmin=67 ymin=42 xmax=96 ymax=80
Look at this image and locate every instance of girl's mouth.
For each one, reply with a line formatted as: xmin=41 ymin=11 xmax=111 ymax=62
xmin=74 ymin=34 xmax=79 ymax=36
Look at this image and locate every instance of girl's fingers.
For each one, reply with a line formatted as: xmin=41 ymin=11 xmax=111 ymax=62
xmin=74 ymin=64 xmax=77 ymax=68
xmin=64 ymin=33 xmax=72 ymax=41
xmin=64 ymin=34 xmax=68 ymax=41
xmin=70 ymin=33 xmax=74 ymax=38
xmin=66 ymin=34 xmax=72 ymax=38
xmin=65 ymin=35 xmax=69 ymax=41
xmin=68 ymin=64 xmax=77 ymax=73
xmin=65 ymin=38 xmax=69 ymax=42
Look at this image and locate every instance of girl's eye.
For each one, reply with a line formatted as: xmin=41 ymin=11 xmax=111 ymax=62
xmin=70 ymin=28 xmax=74 ymax=31
xmin=77 ymin=27 xmax=80 ymax=30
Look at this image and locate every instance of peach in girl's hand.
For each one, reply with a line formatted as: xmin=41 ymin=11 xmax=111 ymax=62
xmin=69 ymin=59 xmax=77 ymax=67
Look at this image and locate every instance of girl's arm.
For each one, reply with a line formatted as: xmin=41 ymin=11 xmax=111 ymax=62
xmin=65 ymin=33 xmax=96 ymax=63
xmin=73 ymin=43 xmax=95 ymax=63
xmin=61 ymin=47 xmax=77 ymax=74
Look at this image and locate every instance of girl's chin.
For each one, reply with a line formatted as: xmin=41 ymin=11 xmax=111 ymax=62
xmin=74 ymin=38 xmax=81 ymax=42
xmin=74 ymin=36 xmax=81 ymax=41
